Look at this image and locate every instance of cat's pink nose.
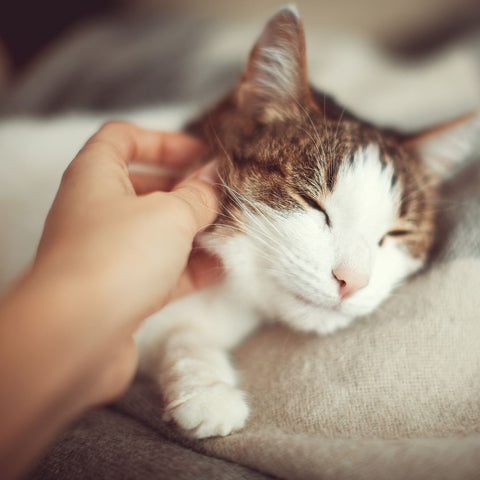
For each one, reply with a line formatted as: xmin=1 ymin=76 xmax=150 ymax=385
xmin=332 ymin=264 xmax=370 ymax=299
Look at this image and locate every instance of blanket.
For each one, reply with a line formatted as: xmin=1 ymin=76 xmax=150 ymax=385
xmin=101 ymin=154 xmax=480 ymax=480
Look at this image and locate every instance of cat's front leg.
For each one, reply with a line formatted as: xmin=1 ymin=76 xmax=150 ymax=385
xmin=159 ymin=330 xmax=249 ymax=438
xmin=136 ymin=284 xmax=258 ymax=438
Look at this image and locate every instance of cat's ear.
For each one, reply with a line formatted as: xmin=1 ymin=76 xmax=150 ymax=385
xmin=407 ymin=111 xmax=480 ymax=179
xmin=236 ymin=5 xmax=310 ymax=121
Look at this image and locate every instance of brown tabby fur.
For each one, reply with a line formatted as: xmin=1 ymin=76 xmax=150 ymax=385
xmin=187 ymin=9 xmax=437 ymax=261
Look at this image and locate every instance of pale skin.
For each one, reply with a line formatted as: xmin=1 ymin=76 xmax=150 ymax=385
xmin=0 ymin=122 xmax=222 ymax=479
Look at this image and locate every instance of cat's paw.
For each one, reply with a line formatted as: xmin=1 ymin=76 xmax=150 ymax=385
xmin=164 ymin=382 xmax=249 ymax=439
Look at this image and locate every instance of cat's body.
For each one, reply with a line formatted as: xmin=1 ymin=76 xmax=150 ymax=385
xmin=0 ymin=6 xmax=478 ymax=441
xmin=135 ymin=7 xmax=479 ymax=439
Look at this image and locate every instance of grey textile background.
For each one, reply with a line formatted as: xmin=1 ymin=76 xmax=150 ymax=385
xmin=0 ymin=15 xmax=242 ymax=115
xmin=30 ymin=407 xmax=275 ymax=480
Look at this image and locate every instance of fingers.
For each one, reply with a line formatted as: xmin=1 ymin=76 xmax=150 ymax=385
xmin=129 ymin=172 xmax=178 ymax=195
xmin=129 ymin=163 xmax=188 ymax=194
xmin=64 ymin=121 xmax=207 ymax=197
xmin=90 ymin=121 xmax=206 ymax=166
xmin=132 ymin=161 xmax=221 ymax=311
xmin=169 ymin=161 xmax=221 ymax=234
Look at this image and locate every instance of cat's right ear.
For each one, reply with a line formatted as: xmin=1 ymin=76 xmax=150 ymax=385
xmin=406 ymin=111 xmax=480 ymax=179
xmin=236 ymin=5 xmax=311 ymax=121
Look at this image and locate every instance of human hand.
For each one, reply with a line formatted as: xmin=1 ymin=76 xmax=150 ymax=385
xmin=31 ymin=121 xmax=222 ymax=403
xmin=0 ymin=121 xmax=222 ymax=477
xmin=36 ymin=121 xmax=221 ymax=319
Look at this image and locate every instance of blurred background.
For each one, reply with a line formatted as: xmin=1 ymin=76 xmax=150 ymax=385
xmin=0 ymin=0 xmax=479 ymax=117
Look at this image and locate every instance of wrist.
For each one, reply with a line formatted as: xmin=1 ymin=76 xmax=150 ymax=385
xmin=26 ymin=258 xmax=139 ymax=403
xmin=0 ymin=271 xmax=84 ymax=475
xmin=0 ymin=264 xmax=127 ymax=439
xmin=0 ymin=266 xmax=103 ymax=413
xmin=32 ymin=239 xmax=164 ymax=330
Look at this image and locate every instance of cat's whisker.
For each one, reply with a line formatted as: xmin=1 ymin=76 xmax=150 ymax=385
xmin=216 ymin=204 xmax=291 ymax=255
xmin=266 ymin=264 xmax=321 ymax=294
xmin=267 ymin=254 xmax=331 ymax=291
xmin=204 ymin=228 xmax=276 ymax=265
xmin=221 ymin=224 xmax=275 ymax=253
xmin=220 ymin=183 xmax=287 ymax=239
xmin=225 ymin=208 xmax=333 ymax=282
xmin=398 ymin=176 xmax=441 ymax=205
xmin=329 ymin=107 xmax=346 ymax=182
xmin=296 ymin=125 xmax=323 ymax=160
xmin=285 ymin=90 xmax=326 ymax=161
xmin=236 ymin=218 xmax=315 ymax=273
xmin=208 ymin=115 xmax=232 ymax=165
xmin=332 ymin=107 xmax=346 ymax=156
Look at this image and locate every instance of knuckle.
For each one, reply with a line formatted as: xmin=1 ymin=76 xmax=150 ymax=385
xmin=98 ymin=120 xmax=132 ymax=136
xmin=79 ymin=121 xmax=137 ymax=165
xmin=188 ymin=182 xmax=213 ymax=208
xmin=145 ymin=185 xmax=213 ymax=240
xmin=191 ymin=183 xmax=212 ymax=210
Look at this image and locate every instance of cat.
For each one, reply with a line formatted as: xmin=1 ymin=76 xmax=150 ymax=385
xmin=134 ymin=5 xmax=480 ymax=440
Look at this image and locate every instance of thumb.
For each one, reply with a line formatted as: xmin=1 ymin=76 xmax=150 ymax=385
xmin=170 ymin=161 xmax=220 ymax=234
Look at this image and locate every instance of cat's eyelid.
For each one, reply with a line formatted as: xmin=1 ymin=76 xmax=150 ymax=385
xmin=387 ymin=229 xmax=412 ymax=237
xmin=299 ymin=194 xmax=331 ymax=227
xmin=378 ymin=229 xmax=412 ymax=247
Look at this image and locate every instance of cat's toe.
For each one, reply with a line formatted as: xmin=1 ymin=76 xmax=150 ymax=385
xmin=165 ymin=383 xmax=249 ymax=439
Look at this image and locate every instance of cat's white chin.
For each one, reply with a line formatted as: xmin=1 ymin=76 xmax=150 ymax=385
xmin=281 ymin=305 xmax=355 ymax=335
xmin=266 ymin=293 xmax=353 ymax=335
xmin=275 ymin=287 xmax=389 ymax=335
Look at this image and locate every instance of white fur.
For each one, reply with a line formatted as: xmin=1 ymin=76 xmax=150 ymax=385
xmin=135 ymin=145 xmax=423 ymax=438
xmin=199 ymin=144 xmax=418 ymax=334
xmin=135 ymin=281 xmax=258 ymax=438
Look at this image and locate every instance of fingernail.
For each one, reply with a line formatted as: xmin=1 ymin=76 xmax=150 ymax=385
xmin=195 ymin=161 xmax=219 ymax=186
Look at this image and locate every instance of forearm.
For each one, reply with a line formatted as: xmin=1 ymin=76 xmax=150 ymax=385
xmin=0 ymin=266 xmax=130 ymax=478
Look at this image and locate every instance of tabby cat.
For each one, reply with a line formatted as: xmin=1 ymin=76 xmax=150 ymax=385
xmin=135 ymin=6 xmax=479 ymax=439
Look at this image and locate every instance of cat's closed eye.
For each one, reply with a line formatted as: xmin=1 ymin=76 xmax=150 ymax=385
xmin=378 ymin=230 xmax=411 ymax=246
xmin=299 ymin=194 xmax=331 ymax=227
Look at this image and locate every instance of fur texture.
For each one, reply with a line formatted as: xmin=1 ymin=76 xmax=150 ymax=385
xmin=135 ymin=8 xmax=480 ymax=439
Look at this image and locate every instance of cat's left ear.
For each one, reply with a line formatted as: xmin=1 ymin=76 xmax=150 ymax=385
xmin=407 ymin=111 xmax=480 ymax=179
xmin=236 ymin=5 xmax=311 ymax=121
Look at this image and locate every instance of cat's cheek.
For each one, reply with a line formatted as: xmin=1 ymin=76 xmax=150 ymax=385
xmin=374 ymin=242 xmax=424 ymax=288
xmin=340 ymin=243 xmax=424 ymax=317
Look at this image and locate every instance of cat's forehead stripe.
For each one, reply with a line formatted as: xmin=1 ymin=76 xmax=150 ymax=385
xmin=327 ymin=144 xmax=400 ymax=208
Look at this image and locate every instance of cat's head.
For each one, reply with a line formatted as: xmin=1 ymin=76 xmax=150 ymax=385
xmin=190 ymin=6 xmax=480 ymax=334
